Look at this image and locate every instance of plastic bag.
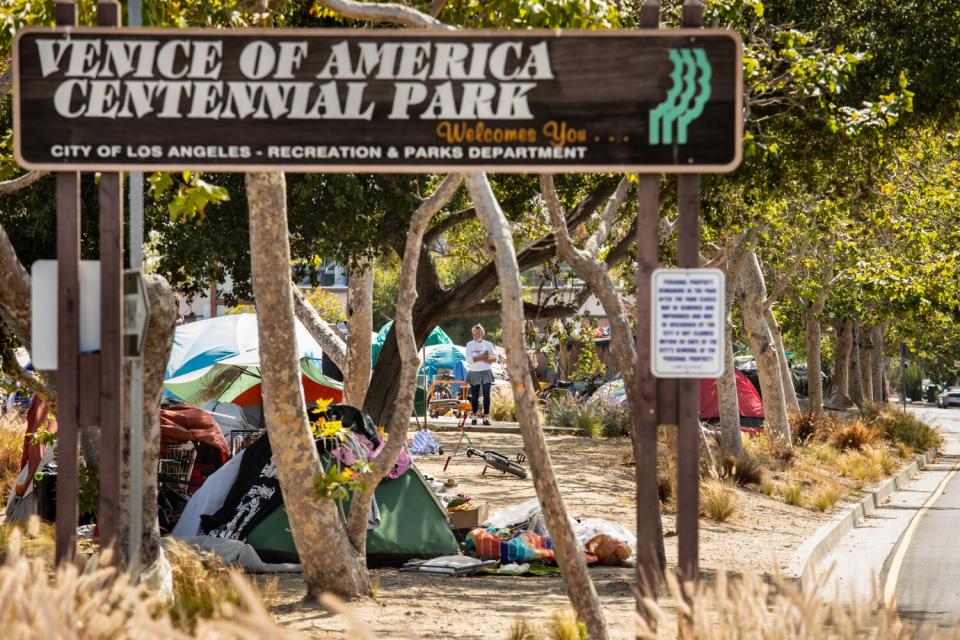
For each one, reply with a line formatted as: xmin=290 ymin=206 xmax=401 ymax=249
xmin=574 ymin=518 xmax=636 ymax=561
xmin=483 ymin=498 xmax=542 ymax=530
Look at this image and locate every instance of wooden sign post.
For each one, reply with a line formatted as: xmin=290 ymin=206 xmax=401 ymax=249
xmin=51 ymin=0 xmax=125 ymax=565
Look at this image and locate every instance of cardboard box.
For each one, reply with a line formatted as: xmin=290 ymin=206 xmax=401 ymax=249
xmin=448 ymin=502 xmax=489 ymax=530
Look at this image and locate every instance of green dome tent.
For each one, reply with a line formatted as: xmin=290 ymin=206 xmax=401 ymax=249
xmin=370 ymin=322 xmax=452 ymax=365
xmin=246 ymin=465 xmax=459 ymax=567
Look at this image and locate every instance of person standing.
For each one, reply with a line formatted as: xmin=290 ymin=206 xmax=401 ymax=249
xmin=465 ymin=324 xmax=497 ymax=425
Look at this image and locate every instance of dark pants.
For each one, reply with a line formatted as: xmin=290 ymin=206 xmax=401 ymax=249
xmin=470 ymin=383 xmax=492 ymax=416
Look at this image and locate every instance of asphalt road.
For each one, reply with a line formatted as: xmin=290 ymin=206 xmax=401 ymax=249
xmin=894 ymin=406 xmax=960 ymax=627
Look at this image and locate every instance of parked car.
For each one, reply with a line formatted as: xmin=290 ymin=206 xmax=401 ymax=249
xmin=938 ymin=388 xmax=960 ymax=408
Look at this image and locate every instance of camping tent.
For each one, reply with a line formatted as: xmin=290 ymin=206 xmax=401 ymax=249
xmin=246 ymin=465 xmax=459 ymax=566
xmin=593 ymin=371 xmax=764 ymax=426
xmin=699 ymin=370 xmax=765 ymax=427
xmin=164 ymin=355 xmax=343 ymax=407
xmin=166 ymin=313 xmax=323 ymax=379
xmin=173 ymin=419 xmax=458 ymax=567
xmin=371 ymin=323 xmax=453 ymax=365
xmin=164 ymin=313 xmax=342 ymax=406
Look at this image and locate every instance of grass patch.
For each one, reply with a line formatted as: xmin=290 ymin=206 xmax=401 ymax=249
xmin=700 ymin=479 xmax=737 ymax=522
xmin=0 ymin=415 xmax=25 ymax=501
xmin=490 ymin=396 xmax=518 ymax=422
xmin=810 ymin=484 xmax=842 ymax=512
xmin=780 ymin=482 xmax=804 ymax=507
xmin=829 ymin=420 xmax=880 ymax=451
xmin=505 ymin=611 xmax=586 ymax=640
xmin=165 ymin=540 xmax=276 ymax=631
xmin=0 ymin=516 xmax=55 ymax=564
xmin=869 ymin=407 xmax=942 ymax=453
xmin=718 ymin=454 xmax=764 ymax=486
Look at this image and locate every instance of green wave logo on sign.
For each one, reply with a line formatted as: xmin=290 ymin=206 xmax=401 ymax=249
xmin=649 ymin=48 xmax=712 ymax=145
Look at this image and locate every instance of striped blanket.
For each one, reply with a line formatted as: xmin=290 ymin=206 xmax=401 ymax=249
xmin=466 ymin=528 xmax=599 ymax=565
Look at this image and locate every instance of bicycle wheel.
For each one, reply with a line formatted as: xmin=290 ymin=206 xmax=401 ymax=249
xmin=482 ymin=451 xmax=527 ymax=479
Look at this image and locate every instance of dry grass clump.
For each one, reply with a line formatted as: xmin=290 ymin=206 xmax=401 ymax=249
xmin=718 ymin=454 xmax=763 ymax=487
xmin=829 ymin=420 xmax=880 ymax=451
xmin=0 ymin=528 xmax=297 ymax=639
xmin=0 ymin=414 xmax=26 ymax=500
xmin=505 ymin=611 xmax=586 ymax=640
xmin=780 ymin=482 xmax=805 ymax=507
xmin=837 ymin=445 xmax=896 ymax=486
xmin=164 ymin=540 xmax=277 ymax=632
xmin=490 ymin=395 xmax=518 ymax=422
xmin=635 ymin=568 xmax=935 ymax=639
xmin=700 ymin=479 xmax=737 ymax=522
xmin=0 ymin=516 xmax=55 ymax=564
xmin=810 ymin=484 xmax=842 ymax=512
xmin=869 ymin=407 xmax=942 ymax=452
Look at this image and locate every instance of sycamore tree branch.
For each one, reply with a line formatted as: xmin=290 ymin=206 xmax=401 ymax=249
xmin=763 ymin=237 xmax=811 ymax=310
xmin=291 ymin=284 xmax=347 ymax=371
xmin=314 ymin=0 xmax=454 ymax=28
xmin=423 ymin=207 xmax=476 ymax=244
xmin=585 ymin=176 xmax=631 ymax=254
xmin=0 ymin=224 xmax=32 ymax=345
xmin=345 ymin=174 xmax=463 ymax=549
xmin=0 ymin=171 xmax=48 ymax=196
xmin=446 ymin=299 xmax=581 ymax=321
xmin=0 ymin=337 xmax=55 ymax=410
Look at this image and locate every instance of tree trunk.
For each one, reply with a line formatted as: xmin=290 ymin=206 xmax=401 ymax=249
xmin=764 ymin=305 xmax=800 ymax=414
xmin=718 ymin=318 xmax=744 ymax=457
xmin=848 ymin=321 xmax=865 ymax=409
xmin=119 ymin=274 xmax=176 ymax=572
xmin=540 ymin=175 xmax=667 ymax=566
xmin=870 ymin=325 xmax=885 ymax=403
xmin=293 ymin=284 xmax=347 ymax=372
xmin=833 ymin=321 xmax=852 ymax=397
xmin=468 ymin=173 xmax=608 ymax=640
xmin=739 ymin=251 xmax=791 ymax=447
xmin=803 ymin=307 xmax=824 ymax=416
xmin=716 ymin=232 xmax=755 ymax=458
xmin=246 ymin=171 xmax=369 ymax=599
xmin=860 ymin=326 xmax=874 ymax=403
xmin=344 ymin=257 xmax=374 ymax=407
xmin=344 ymin=176 xmax=462 ymax=549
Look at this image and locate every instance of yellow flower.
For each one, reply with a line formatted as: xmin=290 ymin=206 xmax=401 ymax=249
xmin=319 ymin=420 xmax=344 ymax=439
xmin=314 ymin=397 xmax=333 ymax=414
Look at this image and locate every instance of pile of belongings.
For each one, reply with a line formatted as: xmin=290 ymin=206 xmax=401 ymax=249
xmin=464 ymin=498 xmax=636 ymax=569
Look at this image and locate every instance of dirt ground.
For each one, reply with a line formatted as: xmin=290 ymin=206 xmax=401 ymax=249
xmin=267 ymin=430 xmax=836 ymax=639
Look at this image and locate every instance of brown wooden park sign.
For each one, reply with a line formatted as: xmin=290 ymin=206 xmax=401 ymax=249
xmin=14 ymin=28 xmax=742 ymax=173
xmin=18 ymin=4 xmax=740 ymax=620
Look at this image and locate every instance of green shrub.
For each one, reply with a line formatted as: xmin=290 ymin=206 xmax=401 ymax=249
xmin=575 ymin=408 xmax=603 ymax=439
xmin=490 ymin=395 xmax=518 ymax=422
xmin=870 ymin=408 xmax=942 ymax=452
xmin=596 ymin=400 xmax=631 ymax=437
xmin=543 ymin=394 xmax=578 ymax=429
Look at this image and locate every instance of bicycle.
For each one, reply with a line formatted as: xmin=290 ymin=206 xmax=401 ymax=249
xmin=466 ymin=447 xmax=527 ymax=479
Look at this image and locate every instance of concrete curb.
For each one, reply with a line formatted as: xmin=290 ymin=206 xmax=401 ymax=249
xmin=791 ymin=446 xmax=939 ymax=591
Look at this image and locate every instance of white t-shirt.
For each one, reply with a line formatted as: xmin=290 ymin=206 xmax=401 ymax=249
xmin=465 ymin=339 xmax=496 ymax=372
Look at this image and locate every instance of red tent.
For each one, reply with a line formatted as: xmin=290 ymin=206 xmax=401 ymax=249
xmin=700 ymin=369 xmax=764 ymax=426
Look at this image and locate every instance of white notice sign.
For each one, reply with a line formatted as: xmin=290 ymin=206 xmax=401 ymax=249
xmin=651 ymin=268 xmax=725 ymax=378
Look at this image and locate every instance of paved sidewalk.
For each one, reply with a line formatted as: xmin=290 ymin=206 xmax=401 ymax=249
xmin=814 ymin=408 xmax=960 ymax=604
